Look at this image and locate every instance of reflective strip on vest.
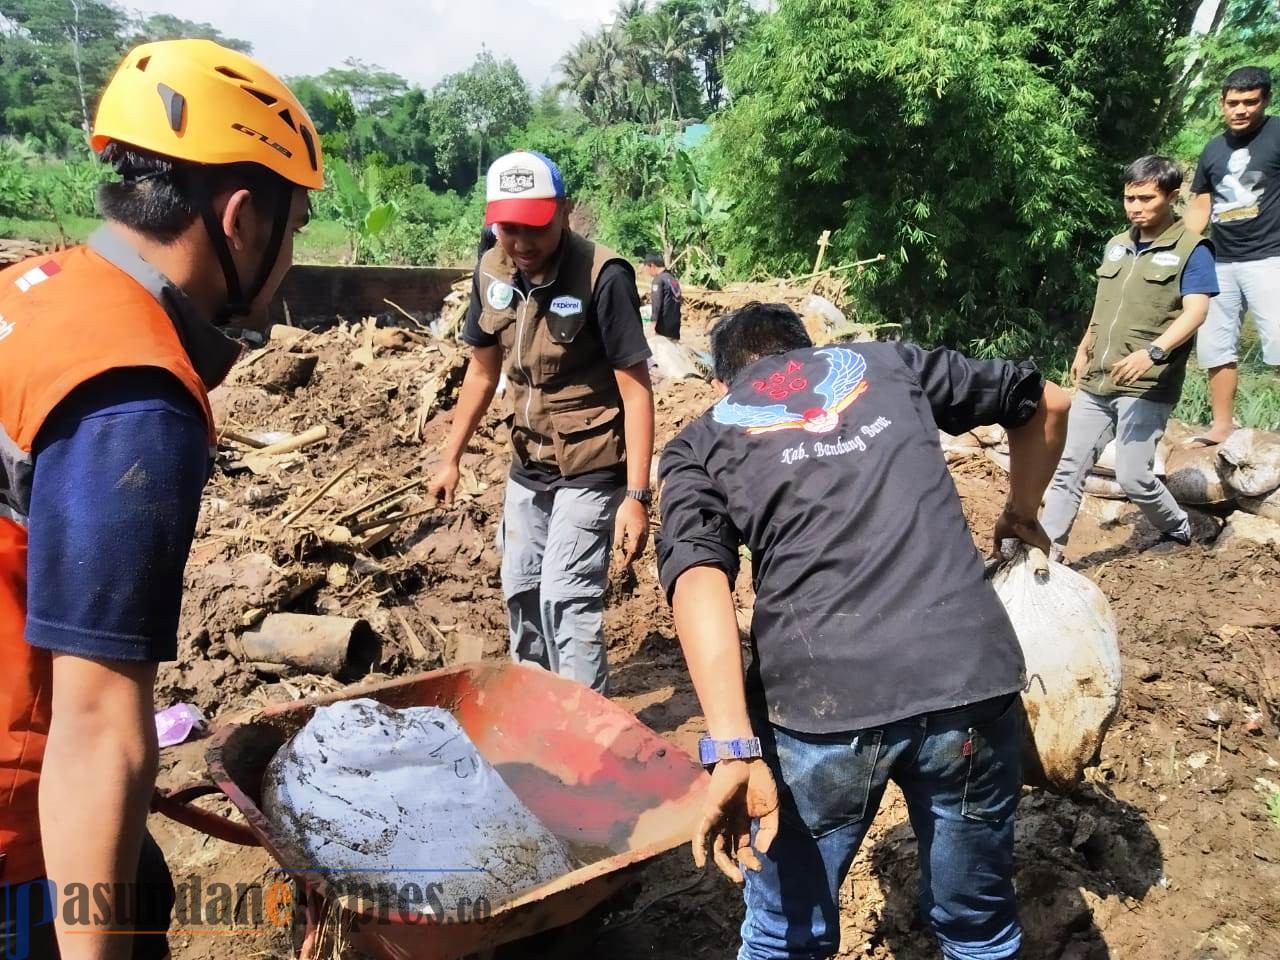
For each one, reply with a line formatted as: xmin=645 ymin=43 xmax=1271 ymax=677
xmin=0 ymin=423 xmax=31 ymax=528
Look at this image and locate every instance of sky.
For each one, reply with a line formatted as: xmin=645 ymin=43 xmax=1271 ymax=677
xmin=127 ymin=0 xmax=625 ymax=90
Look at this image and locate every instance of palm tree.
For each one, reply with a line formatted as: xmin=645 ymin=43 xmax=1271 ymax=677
xmin=636 ymin=8 xmax=696 ymax=120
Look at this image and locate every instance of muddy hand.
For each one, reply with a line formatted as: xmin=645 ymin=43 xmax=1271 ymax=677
xmin=614 ymin=496 xmax=650 ymax=569
xmin=992 ymin=505 xmax=1050 ymax=558
xmin=427 ymin=462 xmax=460 ymax=507
xmin=693 ymin=759 xmax=779 ymax=885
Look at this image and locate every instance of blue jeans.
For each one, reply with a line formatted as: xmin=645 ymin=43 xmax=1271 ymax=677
xmin=741 ymin=694 xmax=1024 ymax=960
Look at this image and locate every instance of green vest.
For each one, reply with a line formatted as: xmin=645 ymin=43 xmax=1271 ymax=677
xmin=1081 ymin=219 xmax=1209 ymax=404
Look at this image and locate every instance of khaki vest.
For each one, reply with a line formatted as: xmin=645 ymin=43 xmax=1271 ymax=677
xmin=1083 ymin=220 xmax=1209 ymax=403
xmin=476 ymin=231 xmax=631 ymax=477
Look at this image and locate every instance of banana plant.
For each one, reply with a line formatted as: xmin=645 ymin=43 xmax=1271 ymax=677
xmin=327 ymin=157 xmax=398 ymax=264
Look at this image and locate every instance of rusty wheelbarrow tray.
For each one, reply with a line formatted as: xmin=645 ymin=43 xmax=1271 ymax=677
xmin=157 ymin=661 xmax=708 ymax=960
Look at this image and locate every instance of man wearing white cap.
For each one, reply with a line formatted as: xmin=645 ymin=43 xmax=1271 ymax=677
xmin=429 ymin=151 xmax=654 ymax=693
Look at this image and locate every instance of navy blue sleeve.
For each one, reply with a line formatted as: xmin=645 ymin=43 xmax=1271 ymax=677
xmin=1181 ymin=243 xmax=1220 ymax=297
xmin=25 ymin=369 xmax=210 ymax=662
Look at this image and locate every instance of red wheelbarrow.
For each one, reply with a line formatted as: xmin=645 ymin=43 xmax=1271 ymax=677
xmin=153 ymin=661 xmax=709 ymax=959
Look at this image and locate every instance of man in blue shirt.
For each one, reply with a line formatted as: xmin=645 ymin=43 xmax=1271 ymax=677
xmin=1042 ymin=155 xmax=1218 ymax=557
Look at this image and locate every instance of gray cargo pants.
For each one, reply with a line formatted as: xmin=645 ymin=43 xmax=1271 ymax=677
xmin=498 ymin=479 xmax=623 ymax=693
xmin=1041 ymin=388 xmax=1189 ymax=547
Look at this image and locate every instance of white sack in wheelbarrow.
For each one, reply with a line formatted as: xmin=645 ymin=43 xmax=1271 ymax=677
xmin=262 ymin=698 xmax=574 ymax=913
xmin=991 ymin=547 xmax=1121 ymax=792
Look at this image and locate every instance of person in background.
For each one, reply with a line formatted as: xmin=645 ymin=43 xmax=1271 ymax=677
xmin=1184 ymin=66 xmax=1280 ymax=447
xmin=657 ymin=301 xmax=1069 ymax=960
xmin=428 ymin=151 xmax=655 ymax=694
xmin=0 ymin=40 xmax=322 ymax=960
xmin=1042 ymin=155 xmax=1217 ymax=557
xmin=644 ymin=253 xmax=683 ymax=340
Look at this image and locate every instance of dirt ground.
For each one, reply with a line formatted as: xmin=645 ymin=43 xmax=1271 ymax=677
xmin=149 ymin=314 xmax=1280 ymax=960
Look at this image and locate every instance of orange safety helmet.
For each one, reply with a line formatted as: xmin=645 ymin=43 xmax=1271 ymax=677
xmin=91 ymin=38 xmax=323 ymax=190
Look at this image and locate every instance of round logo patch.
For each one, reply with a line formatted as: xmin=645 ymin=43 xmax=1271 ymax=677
xmin=486 ymin=281 xmax=514 ymax=310
xmin=1107 ymin=245 xmax=1127 ymax=262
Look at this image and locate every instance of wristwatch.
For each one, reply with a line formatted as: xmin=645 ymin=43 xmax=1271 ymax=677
xmin=1145 ymin=344 xmax=1169 ymax=365
xmin=626 ymin=488 xmax=653 ymax=505
xmin=698 ymin=736 xmax=763 ymax=767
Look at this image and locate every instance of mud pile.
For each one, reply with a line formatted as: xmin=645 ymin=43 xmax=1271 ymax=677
xmin=154 ymin=315 xmax=1280 ymax=960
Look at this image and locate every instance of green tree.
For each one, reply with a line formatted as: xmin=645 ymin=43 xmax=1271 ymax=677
xmin=713 ymin=0 xmax=1195 ymax=359
xmin=429 ymin=50 xmax=530 ymax=187
xmin=130 ymin=13 xmax=252 ymax=52
xmin=0 ymin=0 xmax=129 ymax=149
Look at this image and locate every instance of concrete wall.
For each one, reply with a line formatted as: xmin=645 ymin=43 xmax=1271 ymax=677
xmin=268 ymin=264 xmax=470 ymax=327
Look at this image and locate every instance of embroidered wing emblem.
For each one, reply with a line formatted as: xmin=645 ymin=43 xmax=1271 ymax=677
xmin=713 ymin=348 xmax=870 ymax=436
xmin=712 ymin=399 xmax=807 ymax=433
xmin=813 ymin=348 xmax=868 ymax=416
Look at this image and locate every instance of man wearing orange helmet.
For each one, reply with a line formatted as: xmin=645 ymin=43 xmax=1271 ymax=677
xmin=0 ymin=40 xmax=322 ymax=960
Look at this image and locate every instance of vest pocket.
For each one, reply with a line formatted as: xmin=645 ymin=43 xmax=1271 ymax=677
xmin=477 ymin=306 xmax=516 ymax=338
xmin=547 ymin=401 xmax=623 ymax=477
xmin=546 ymin=311 xmax=588 ymax=344
xmin=1096 ymin=260 xmax=1124 ymax=279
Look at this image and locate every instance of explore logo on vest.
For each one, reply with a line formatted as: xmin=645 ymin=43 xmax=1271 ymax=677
xmin=1152 ymin=251 xmax=1181 ymax=267
xmin=549 ymin=295 xmax=582 ymax=318
xmin=713 ymin=348 xmax=870 ymax=436
xmin=486 ymin=280 xmax=515 ymax=310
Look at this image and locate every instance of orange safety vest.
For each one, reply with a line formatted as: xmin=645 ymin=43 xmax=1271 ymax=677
xmin=0 ymin=247 xmax=216 ymax=884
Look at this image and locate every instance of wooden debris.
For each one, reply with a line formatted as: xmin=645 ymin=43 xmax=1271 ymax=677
xmin=284 ymin=463 xmax=357 ymax=527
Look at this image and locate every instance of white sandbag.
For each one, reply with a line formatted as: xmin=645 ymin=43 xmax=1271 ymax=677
xmin=801 ymin=294 xmax=846 ymax=331
xmin=1218 ymin=428 xmax=1280 ymax=498
xmin=1162 ymin=444 xmax=1233 ymax=506
xmin=262 ymin=699 xmax=573 ymax=911
xmin=1239 ymin=487 xmax=1280 ymax=522
xmin=1083 ymin=474 xmax=1127 ymax=500
xmin=1090 ymin=439 xmax=1166 ymax=478
xmin=940 ymin=429 xmax=982 ymax=455
xmin=991 ymin=547 xmax=1121 ymax=792
xmin=647 ymin=334 xmax=710 ymax=381
xmin=971 ymin=424 xmax=1007 ymax=448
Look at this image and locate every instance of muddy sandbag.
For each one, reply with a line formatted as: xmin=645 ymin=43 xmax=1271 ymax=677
xmin=262 ymin=699 xmax=574 ymax=912
xmin=991 ymin=546 xmax=1122 ymax=792
xmin=1218 ymin=510 xmax=1280 ymax=547
xmin=1218 ymin=428 xmax=1280 ymax=498
xmin=971 ymin=424 xmax=1007 ymax=448
xmin=1162 ymin=444 xmax=1233 ymax=506
xmin=1083 ymin=474 xmax=1127 ymax=500
xmin=940 ymin=429 xmax=982 ymax=455
xmin=1239 ymin=487 xmax=1280 ymax=522
xmin=647 ymin=334 xmax=710 ymax=381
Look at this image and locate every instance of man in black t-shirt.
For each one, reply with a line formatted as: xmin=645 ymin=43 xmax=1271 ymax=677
xmin=1186 ymin=66 xmax=1280 ymax=446
xmin=644 ymin=253 xmax=683 ymax=340
xmin=656 ymin=303 xmax=1070 ymax=960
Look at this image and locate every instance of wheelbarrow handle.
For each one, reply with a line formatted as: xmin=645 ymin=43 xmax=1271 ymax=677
xmin=151 ymin=783 xmax=260 ymax=847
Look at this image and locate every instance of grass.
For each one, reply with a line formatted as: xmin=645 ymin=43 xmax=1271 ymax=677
xmin=1174 ymin=330 xmax=1280 ymax=431
xmin=1268 ymin=791 xmax=1280 ymax=829
xmin=0 ymin=215 xmax=98 ymax=245
xmin=0 ymin=216 xmax=354 ymax=265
